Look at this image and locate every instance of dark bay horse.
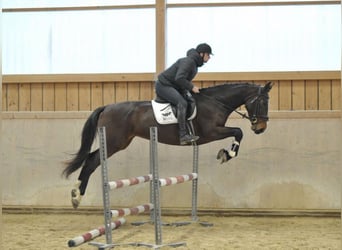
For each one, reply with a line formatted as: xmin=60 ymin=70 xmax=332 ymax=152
xmin=63 ymin=82 xmax=273 ymax=208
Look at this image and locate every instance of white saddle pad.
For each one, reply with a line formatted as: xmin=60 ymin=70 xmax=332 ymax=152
xmin=151 ymin=100 xmax=196 ymax=125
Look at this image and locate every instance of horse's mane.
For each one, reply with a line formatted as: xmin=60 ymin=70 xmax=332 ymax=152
xmin=199 ymin=82 xmax=259 ymax=93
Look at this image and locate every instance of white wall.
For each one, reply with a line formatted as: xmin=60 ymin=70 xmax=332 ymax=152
xmin=2 ymin=116 xmax=340 ymax=210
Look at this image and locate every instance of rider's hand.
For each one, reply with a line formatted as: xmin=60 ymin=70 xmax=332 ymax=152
xmin=192 ymin=86 xmax=200 ymax=94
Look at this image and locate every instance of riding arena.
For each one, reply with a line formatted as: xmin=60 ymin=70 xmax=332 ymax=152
xmin=2 ymin=2 xmax=341 ymax=250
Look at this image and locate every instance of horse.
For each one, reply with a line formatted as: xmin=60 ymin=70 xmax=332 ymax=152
xmin=63 ymin=81 xmax=273 ymax=209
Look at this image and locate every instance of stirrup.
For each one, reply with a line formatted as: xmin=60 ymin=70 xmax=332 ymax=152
xmin=180 ymin=134 xmax=199 ymax=145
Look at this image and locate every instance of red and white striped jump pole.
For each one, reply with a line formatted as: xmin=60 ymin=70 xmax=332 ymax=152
xmin=111 ymin=203 xmax=154 ymax=218
xmin=68 ymin=217 xmax=126 ymax=247
xmin=159 ymin=173 xmax=198 ymax=187
xmin=108 ymin=174 xmax=197 ymax=190
xmin=108 ymin=175 xmax=152 ymax=190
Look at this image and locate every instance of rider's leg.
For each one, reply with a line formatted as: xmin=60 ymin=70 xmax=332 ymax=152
xmin=155 ymin=83 xmax=199 ymax=144
xmin=177 ymin=100 xmax=199 ymax=145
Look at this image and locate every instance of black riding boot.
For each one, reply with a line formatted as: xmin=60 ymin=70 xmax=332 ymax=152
xmin=177 ymin=104 xmax=199 ymax=145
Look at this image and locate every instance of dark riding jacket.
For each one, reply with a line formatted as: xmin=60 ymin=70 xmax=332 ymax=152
xmin=157 ymin=48 xmax=204 ymax=92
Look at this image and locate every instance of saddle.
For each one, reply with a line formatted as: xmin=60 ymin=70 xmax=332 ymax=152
xmin=151 ymin=95 xmax=197 ymax=125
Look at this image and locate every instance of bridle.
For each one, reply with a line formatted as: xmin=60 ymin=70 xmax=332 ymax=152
xmin=244 ymin=87 xmax=269 ymax=124
xmin=199 ymin=86 xmax=269 ymax=124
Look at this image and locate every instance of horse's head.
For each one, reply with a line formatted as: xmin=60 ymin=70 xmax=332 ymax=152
xmin=245 ymin=82 xmax=273 ymax=134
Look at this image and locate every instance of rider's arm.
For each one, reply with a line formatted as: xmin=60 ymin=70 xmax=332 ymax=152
xmin=174 ymin=59 xmax=198 ymax=92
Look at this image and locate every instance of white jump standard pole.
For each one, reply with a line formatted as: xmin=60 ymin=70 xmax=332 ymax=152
xmin=100 ymin=126 xmax=112 ymax=247
xmin=89 ymin=127 xmax=141 ymax=249
xmin=191 ymin=140 xmax=213 ymax=227
xmin=84 ymin=127 xmax=195 ymax=249
xmin=136 ymin=127 xmax=186 ymax=249
xmin=89 ymin=126 xmax=115 ymax=249
xmin=191 ymin=141 xmax=199 ymax=221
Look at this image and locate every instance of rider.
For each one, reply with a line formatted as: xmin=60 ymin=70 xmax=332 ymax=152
xmin=155 ymin=43 xmax=213 ymax=145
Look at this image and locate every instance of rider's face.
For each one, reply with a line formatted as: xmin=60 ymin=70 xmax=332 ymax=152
xmin=202 ymin=53 xmax=211 ymax=63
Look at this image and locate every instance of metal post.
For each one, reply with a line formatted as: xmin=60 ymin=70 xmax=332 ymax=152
xmin=91 ymin=127 xmax=187 ymax=249
xmin=191 ymin=141 xmax=213 ymax=227
xmin=149 ymin=130 xmax=155 ymax=223
xmin=150 ymin=127 xmax=162 ymax=246
xmin=191 ymin=142 xmax=199 ymax=221
xmin=98 ymin=127 xmax=113 ymax=246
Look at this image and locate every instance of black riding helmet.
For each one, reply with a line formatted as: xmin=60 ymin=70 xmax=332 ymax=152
xmin=196 ymin=43 xmax=213 ymax=55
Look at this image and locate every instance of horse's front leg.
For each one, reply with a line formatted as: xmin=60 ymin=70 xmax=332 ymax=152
xmin=214 ymin=127 xmax=243 ymax=164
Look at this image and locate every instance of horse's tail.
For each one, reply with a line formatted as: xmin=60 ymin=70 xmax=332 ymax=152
xmin=62 ymin=106 xmax=106 ymax=178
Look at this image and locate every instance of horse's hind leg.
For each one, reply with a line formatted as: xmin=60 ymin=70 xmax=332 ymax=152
xmin=71 ymin=136 xmax=133 ymax=209
xmin=71 ymin=150 xmax=100 ymax=209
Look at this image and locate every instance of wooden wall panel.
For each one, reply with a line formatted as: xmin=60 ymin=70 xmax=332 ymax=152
xmin=305 ymin=80 xmax=318 ymax=110
xmin=278 ymin=80 xmax=292 ymax=110
xmin=331 ymin=79 xmax=340 ymax=110
xmin=292 ymin=80 xmax=305 ymax=110
xmin=7 ymin=83 xmax=19 ymax=111
xmin=103 ymin=82 xmax=115 ymax=106
xmin=140 ymin=82 xmax=153 ymax=101
xmin=19 ymin=83 xmax=31 ymax=111
xmin=2 ymin=84 xmax=7 ymax=111
xmin=318 ymin=80 xmax=331 ymax=110
xmin=79 ymin=82 xmax=91 ymax=111
xmin=66 ymin=83 xmax=79 ymax=111
xmin=91 ymin=82 xmax=103 ymax=109
xmin=268 ymin=80 xmax=279 ymax=111
xmin=31 ymin=83 xmax=43 ymax=111
xmin=55 ymin=83 xmax=67 ymax=111
xmin=115 ymin=82 xmax=128 ymax=103
xmin=43 ymin=83 xmax=55 ymax=111
xmin=128 ymin=82 xmax=140 ymax=101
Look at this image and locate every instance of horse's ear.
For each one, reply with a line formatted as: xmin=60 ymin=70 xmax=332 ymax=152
xmin=263 ymin=81 xmax=273 ymax=92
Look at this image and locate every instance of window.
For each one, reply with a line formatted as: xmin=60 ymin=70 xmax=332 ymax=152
xmin=3 ymin=9 xmax=155 ymax=73
xmin=2 ymin=2 xmax=340 ymax=73
xmin=3 ymin=0 xmax=154 ymax=8
xmin=167 ymin=5 xmax=341 ymax=72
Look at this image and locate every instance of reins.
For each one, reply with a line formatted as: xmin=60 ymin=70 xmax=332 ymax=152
xmin=197 ymin=84 xmax=270 ymax=123
xmin=198 ymin=92 xmax=252 ymax=121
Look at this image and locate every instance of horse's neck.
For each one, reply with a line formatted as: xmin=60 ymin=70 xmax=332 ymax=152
xmin=199 ymin=84 xmax=258 ymax=111
xmin=220 ymin=85 xmax=256 ymax=109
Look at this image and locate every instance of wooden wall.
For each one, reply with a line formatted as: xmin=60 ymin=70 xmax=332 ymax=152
xmin=2 ymin=81 xmax=155 ymax=112
xmin=2 ymin=71 xmax=340 ymax=112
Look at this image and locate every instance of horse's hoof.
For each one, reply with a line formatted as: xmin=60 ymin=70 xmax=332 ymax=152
xmin=72 ymin=199 xmax=80 ymax=209
xmin=216 ymin=149 xmax=231 ymax=164
xmin=71 ymin=189 xmax=81 ymax=209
